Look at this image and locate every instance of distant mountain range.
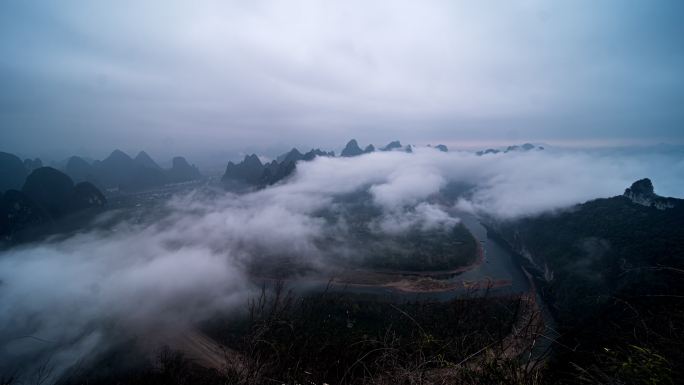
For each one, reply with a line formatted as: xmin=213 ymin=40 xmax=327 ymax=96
xmin=220 ymin=139 xmax=545 ymax=191
xmin=63 ymin=150 xmax=202 ymax=192
xmin=476 ymin=142 xmax=544 ymax=155
xmin=221 ymin=139 xmax=441 ymax=190
xmin=5 ymin=141 xmax=545 ymax=197
xmin=0 ymin=149 xmax=203 ymax=242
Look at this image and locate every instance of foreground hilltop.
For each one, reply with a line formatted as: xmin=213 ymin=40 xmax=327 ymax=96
xmin=490 ymin=178 xmax=683 ymax=381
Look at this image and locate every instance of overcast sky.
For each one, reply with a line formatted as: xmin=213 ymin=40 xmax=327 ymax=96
xmin=1 ymin=0 xmax=683 ymax=160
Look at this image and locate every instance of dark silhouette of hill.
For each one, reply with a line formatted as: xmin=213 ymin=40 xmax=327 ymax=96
xmin=381 ymin=140 xmax=402 ymax=151
xmin=1 ymin=167 xmax=107 ymax=242
xmin=69 ymin=181 xmax=106 ymax=211
xmin=339 ymin=139 xmax=375 ymax=157
xmin=65 ymin=156 xmax=97 ymax=184
xmin=134 ymin=151 xmax=162 ymax=170
xmin=223 ymin=153 xmax=289 ymax=191
xmin=222 ymin=154 xmax=265 ymax=189
xmin=167 ymin=156 xmax=201 ymax=183
xmin=0 ymin=189 xmax=49 ymax=240
xmin=476 ymin=142 xmax=544 ymax=155
xmin=223 ymin=139 xmax=420 ymax=191
xmin=276 ymin=148 xmax=304 ymax=164
xmin=22 ymin=167 xmax=75 ymax=218
xmin=304 ymin=148 xmax=335 ymax=159
xmin=23 ymin=158 xmax=43 ymax=171
xmin=222 ymin=148 xmax=333 ymax=191
xmin=0 ymin=152 xmax=28 ymax=192
xmin=98 ymin=149 xmax=139 ymax=189
xmin=379 ymin=140 xmax=413 ymax=153
xmin=341 ymin=139 xmax=364 ymax=157
xmin=223 ymin=139 xmax=408 ymax=189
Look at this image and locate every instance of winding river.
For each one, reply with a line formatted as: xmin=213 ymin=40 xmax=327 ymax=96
xmin=293 ymin=211 xmax=531 ymax=301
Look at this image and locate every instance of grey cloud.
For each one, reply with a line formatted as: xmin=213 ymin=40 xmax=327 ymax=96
xmin=283 ymin=147 xmax=684 ymax=218
xmin=2 ymin=1 xmax=684 ymax=159
xmin=373 ymin=203 xmax=460 ymax=235
xmin=0 ymin=227 xmax=250 ymax=380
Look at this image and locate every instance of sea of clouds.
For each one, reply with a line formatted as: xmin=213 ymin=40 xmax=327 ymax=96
xmin=1 ymin=146 xmax=683 ymax=380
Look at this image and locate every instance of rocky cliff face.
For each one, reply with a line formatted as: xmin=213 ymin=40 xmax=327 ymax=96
xmin=623 ymin=178 xmax=676 ymax=209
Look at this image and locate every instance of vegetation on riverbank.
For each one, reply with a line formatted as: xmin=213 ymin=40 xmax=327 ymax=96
xmin=49 ymin=284 xmax=544 ymax=385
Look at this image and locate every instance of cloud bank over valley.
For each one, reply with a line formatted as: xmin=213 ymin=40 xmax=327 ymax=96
xmin=1 ymin=146 xmax=683 ymax=378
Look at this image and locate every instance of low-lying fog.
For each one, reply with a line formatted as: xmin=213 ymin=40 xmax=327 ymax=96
xmin=1 ymin=147 xmax=683 ymax=380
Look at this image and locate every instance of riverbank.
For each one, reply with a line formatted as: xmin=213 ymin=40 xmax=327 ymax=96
xmin=250 ymin=236 xmax=489 ymax=294
xmin=327 ymin=242 xmax=499 ymax=293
